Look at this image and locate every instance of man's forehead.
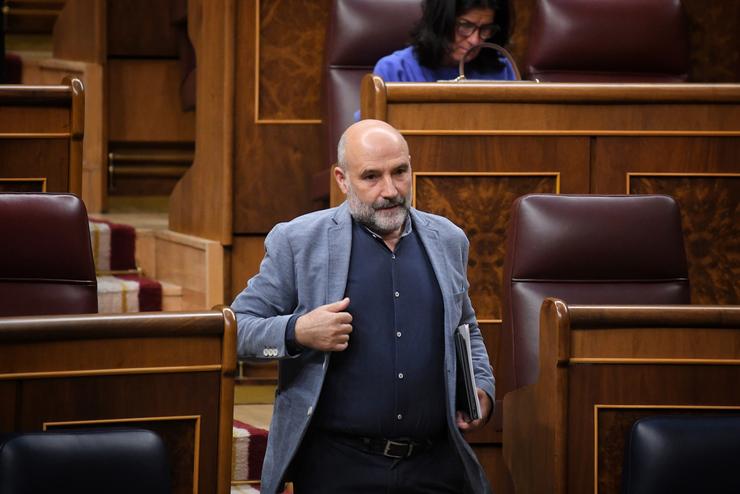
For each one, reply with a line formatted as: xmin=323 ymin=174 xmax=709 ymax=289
xmin=355 ymin=157 xmax=410 ymax=173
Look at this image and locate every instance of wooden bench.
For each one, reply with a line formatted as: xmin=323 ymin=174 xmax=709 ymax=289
xmin=504 ymin=298 xmax=740 ymax=494
xmin=0 ymin=78 xmax=83 ymax=195
xmin=0 ymin=308 xmax=236 ymax=494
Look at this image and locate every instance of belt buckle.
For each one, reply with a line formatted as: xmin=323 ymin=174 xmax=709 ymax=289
xmin=383 ymin=439 xmax=412 ymax=459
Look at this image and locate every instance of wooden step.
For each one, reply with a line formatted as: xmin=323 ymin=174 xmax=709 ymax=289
xmin=137 ymin=228 xmax=224 ymax=310
xmin=91 ymin=212 xmax=224 ymax=311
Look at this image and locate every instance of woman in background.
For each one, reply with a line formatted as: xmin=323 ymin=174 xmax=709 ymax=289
xmin=374 ymin=0 xmax=516 ymax=82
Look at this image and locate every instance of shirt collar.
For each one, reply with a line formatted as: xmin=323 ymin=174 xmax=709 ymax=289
xmin=357 ymin=214 xmax=413 ymax=241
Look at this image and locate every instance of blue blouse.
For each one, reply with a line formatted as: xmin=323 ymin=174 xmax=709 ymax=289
xmin=373 ymin=45 xmax=517 ymax=82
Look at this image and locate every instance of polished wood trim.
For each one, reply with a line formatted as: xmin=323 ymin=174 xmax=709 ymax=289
xmin=0 ymin=310 xmax=227 ymax=341
xmin=217 ymin=307 xmax=237 ymax=494
xmin=193 ymin=415 xmax=202 ymax=494
xmin=43 ymin=414 xmax=202 ymax=429
xmin=383 ymin=82 xmax=740 ymax=103
xmin=66 ymin=77 xmax=84 ymax=197
xmin=400 ymin=130 xmax=740 ymax=137
xmin=108 ymin=151 xmax=195 ymax=163
xmin=43 ymin=415 xmax=203 ymax=494
xmin=67 ymin=78 xmax=85 ymax=138
xmin=568 ymin=304 xmax=740 ymax=328
xmin=0 ymin=133 xmax=71 ymax=138
xmin=0 ymin=84 xmax=75 ymax=102
xmin=252 ymin=0 xmax=321 ymax=125
xmin=0 ymin=365 xmax=223 ymax=381
xmin=253 ymin=0 xmax=260 ymax=123
xmin=593 ymin=405 xmax=740 ymax=494
xmin=414 ymin=171 xmax=561 ymax=177
xmin=255 ymin=119 xmax=321 ymax=125
xmin=570 ymin=358 xmax=740 ymax=365
xmin=626 ymin=172 xmax=740 ymax=193
xmin=595 ymin=404 xmax=740 ymax=411
xmin=361 ymin=75 xmax=388 ymax=121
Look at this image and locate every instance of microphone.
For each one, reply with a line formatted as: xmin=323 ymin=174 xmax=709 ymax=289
xmin=456 ymin=42 xmax=522 ymax=81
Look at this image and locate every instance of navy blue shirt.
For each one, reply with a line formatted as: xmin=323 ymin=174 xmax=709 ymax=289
xmin=311 ymin=218 xmax=447 ymax=440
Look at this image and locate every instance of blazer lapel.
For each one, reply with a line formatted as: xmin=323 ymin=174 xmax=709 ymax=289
xmin=411 ymin=209 xmax=456 ymax=335
xmin=327 ymin=202 xmax=352 ymax=304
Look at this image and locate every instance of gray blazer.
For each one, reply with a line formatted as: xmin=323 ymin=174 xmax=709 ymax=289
xmin=232 ymin=202 xmax=494 ymax=494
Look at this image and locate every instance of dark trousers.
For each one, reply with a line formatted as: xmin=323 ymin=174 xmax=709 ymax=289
xmin=290 ymin=428 xmax=467 ymax=493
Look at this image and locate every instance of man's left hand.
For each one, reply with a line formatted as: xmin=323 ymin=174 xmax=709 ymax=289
xmin=456 ymin=388 xmax=492 ymax=432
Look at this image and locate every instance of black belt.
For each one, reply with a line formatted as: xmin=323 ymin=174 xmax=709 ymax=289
xmin=325 ymin=431 xmax=434 ymax=459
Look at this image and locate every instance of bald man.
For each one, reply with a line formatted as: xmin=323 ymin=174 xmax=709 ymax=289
xmin=232 ymin=120 xmax=494 ymax=494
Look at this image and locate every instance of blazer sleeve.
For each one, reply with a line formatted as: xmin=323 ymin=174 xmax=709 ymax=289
xmin=231 ymin=223 xmax=298 ymax=360
xmin=458 ymin=235 xmax=496 ymax=403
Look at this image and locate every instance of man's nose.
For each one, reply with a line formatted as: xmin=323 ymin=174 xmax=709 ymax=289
xmin=468 ymin=30 xmax=482 ymax=46
xmin=380 ymin=175 xmax=398 ymax=197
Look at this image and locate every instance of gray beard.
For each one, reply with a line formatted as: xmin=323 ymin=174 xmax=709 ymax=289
xmin=346 ymin=187 xmax=411 ymax=235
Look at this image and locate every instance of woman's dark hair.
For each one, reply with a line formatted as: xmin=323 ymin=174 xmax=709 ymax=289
xmin=411 ymin=0 xmax=511 ymax=72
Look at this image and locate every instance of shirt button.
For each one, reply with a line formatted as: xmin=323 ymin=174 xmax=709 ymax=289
xmin=396 ymin=331 xmax=402 ymax=338
xmin=307 ymin=406 xmax=313 ymax=416
xmin=392 ymin=254 xmax=396 ymax=259
xmin=398 ymin=373 xmax=404 ymax=379
xmin=394 ymin=291 xmax=400 ymax=298
xmin=397 ymin=414 xmax=403 ymax=420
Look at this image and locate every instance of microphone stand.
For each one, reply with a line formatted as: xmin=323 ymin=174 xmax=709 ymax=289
xmin=455 ymin=42 xmax=522 ymax=81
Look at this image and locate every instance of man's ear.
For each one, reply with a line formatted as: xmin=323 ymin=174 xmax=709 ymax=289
xmin=334 ymin=166 xmax=348 ymax=194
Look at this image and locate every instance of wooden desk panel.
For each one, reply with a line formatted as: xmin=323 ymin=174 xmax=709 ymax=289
xmin=569 ymin=366 xmax=740 ymax=494
xmin=0 ymin=80 xmax=84 ymax=196
xmin=361 ymin=78 xmax=740 ymax=315
xmin=503 ymin=300 xmax=740 ymax=494
xmin=24 ymin=373 xmax=219 ymax=494
xmin=0 ymin=106 xmax=70 ymax=133
xmin=0 ymin=309 xmax=236 ymax=494
xmin=0 ymin=139 xmax=69 ymax=191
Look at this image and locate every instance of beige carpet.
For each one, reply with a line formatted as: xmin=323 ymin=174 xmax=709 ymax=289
xmin=234 ymin=404 xmax=273 ymax=430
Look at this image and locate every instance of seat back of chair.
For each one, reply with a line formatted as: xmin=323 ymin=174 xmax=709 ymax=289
xmin=0 ymin=429 xmax=171 ymax=494
xmin=0 ymin=193 xmax=97 ymax=316
xmin=322 ymin=0 xmax=422 ymax=168
xmin=524 ymin=0 xmax=690 ymax=82
xmin=622 ymin=415 xmax=740 ymax=494
xmin=501 ymin=194 xmax=690 ymax=390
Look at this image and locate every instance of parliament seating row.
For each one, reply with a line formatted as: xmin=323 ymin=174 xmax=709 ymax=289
xmin=0 ymin=193 xmax=258 ymax=492
xmin=1 ymin=192 xmax=737 ymax=493
xmin=0 ymin=307 xmax=237 ymax=494
xmin=504 ymin=299 xmax=740 ymax=494
xmin=0 ymin=76 xmax=222 ymax=311
xmin=321 ymin=0 xmax=692 ymax=200
xmin=498 ymin=193 xmax=740 ymax=493
xmin=0 ymin=78 xmax=83 ymax=197
xmin=0 ymin=192 xmax=236 ymax=493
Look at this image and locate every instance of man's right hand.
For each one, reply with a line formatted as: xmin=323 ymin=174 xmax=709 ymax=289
xmin=294 ymin=297 xmax=353 ymax=352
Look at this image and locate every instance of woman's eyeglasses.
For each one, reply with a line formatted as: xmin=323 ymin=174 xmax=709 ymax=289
xmin=455 ymin=19 xmax=500 ymax=40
